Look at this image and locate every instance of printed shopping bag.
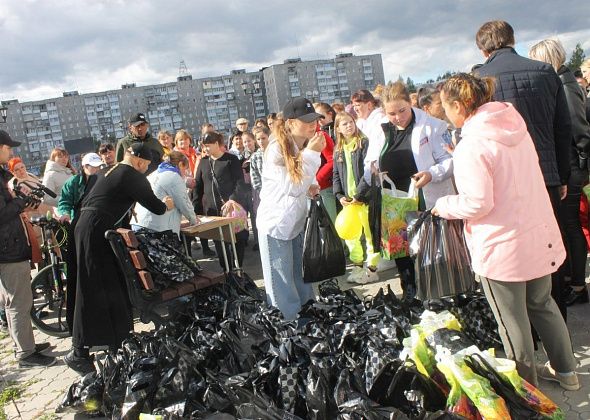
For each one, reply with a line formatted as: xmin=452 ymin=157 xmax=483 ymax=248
xmin=379 ymin=175 xmax=418 ymax=259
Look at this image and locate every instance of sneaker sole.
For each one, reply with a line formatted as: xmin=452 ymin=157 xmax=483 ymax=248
xmin=19 ymin=360 xmax=56 ymax=368
xmin=538 ymin=373 xmax=580 ymax=391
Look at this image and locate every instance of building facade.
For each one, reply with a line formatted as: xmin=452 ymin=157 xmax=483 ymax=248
xmin=0 ymin=53 xmax=384 ymax=175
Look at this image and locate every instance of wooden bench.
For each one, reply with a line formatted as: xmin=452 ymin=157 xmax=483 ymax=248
xmin=105 ymin=228 xmax=225 ymax=327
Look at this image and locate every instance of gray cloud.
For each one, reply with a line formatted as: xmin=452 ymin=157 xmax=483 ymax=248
xmin=1 ymin=0 xmax=589 ymax=102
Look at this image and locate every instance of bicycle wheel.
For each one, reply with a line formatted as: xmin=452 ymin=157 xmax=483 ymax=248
xmin=30 ymin=262 xmax=70 ymax=338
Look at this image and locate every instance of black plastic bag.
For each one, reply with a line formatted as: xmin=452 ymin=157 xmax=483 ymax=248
xmin=407 ymin=211 xmax=476 ymax=299
xmin=425 ymin=292 xmax=502 ymax=350
xmin=303 ymin=195 xmax=346 ymax=283
xmin=455 ymin=292 xmax=502 ymax=350
xmin=306 ymin=363 xmax=337 ymax=420
xmin=375 ymin=362 xmax=446 ymax=416
xmin=136 ymin=228 xmax=202 ymax=285
xmin=56 ymin=371 xmax=105 ymax=415
xmin=426 ymin=328 xmax=475 ymax=354
xmin=368 ymin=174 xmax=382 ymax=252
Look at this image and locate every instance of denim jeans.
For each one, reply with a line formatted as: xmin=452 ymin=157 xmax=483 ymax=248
xmin=258 ymin=230 xmax=314 ymax=320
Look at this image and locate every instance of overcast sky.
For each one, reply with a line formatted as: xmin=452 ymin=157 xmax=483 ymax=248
xmin=1 ymin=0 xmax=590 ymax=103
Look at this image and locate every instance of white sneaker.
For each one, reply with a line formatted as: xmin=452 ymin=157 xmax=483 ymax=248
xmin=346 ymin=266 xmax=365 ymax=283
xmin=356 ymin=269 xmax=379 ymax=285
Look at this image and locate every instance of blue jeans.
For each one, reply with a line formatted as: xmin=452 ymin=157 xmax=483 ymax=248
xmin=258 ymin=231 xmax=314 ymax=320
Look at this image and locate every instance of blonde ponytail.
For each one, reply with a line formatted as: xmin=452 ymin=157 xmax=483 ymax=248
xmin=273 ymin=117 xmax=304 ymax=184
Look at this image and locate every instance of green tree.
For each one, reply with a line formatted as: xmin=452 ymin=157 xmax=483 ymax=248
xmin=567 ymin=43 xmax=586 ymax=71
xmin=406 ymin=77 xmax=416 ymax=93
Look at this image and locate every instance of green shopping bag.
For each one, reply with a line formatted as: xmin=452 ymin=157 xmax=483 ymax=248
xmin=380 ymin=174 xmax=419 ymax=259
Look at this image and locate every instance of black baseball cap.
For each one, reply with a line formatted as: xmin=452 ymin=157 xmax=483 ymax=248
xmin=128 ymin=143 xmax=153 ymax=161
xmin=129 ymin=112 xmax=149 ymax=126
xmin=0 ymin=130 xmax=21 ymax=147
xmin=282 ymin=97 xmax=323 ymax=123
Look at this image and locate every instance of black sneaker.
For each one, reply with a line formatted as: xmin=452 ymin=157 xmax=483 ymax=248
xmin=19 ymin=352 xmax=56 ymax=368
xmin=64 ymin=349 xmax=95 ymax=376
xmin=35 ymin=342 xmax=52 ymax=353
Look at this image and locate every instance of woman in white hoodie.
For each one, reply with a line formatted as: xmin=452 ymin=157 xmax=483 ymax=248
xmin=42 ymin=147 xmax=75 ymax=206
xmin=256 ymin=97 xmax=326 ymax=320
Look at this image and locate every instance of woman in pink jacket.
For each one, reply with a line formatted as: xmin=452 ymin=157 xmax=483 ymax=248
xmin=433 ymin=73 xmax=578 ymax=390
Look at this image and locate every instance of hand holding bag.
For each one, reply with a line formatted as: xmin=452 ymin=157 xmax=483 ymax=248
xmin=303 ymin=195 xmax=346 ymax=283
xmin=407 ymin=210 xmax=476 ymax=300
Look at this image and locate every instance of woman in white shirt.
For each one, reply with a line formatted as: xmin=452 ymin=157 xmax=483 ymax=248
xmin=256 ymin=97 xmax=326 ymax=320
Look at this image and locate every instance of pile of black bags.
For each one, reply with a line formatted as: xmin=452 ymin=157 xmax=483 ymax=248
xmin=57 ymin=275 xmax=512 ymax=419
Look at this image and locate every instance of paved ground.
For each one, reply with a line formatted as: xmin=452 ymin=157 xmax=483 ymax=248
xmin=1 ymin=243 xmax=589 ymax=419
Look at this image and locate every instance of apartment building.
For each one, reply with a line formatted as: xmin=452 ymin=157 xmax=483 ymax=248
xmin=0 ymin=53 xmax=384 ymax=175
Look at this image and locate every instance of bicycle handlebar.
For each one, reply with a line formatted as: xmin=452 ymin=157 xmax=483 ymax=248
xmin=30 ymin=215 xmax=69 ymax=229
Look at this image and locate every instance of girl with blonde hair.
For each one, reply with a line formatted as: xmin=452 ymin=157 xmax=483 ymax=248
xmin=256 ymin=97 xmax=326 ymax=320
xmin=332 ymin=112 xmax=379 ymax=284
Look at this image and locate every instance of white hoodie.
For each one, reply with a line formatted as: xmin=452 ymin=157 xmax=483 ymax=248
xmin=256 ymin=138 xmax=321 ymax=240
xmin=41 ymin=160 xmax=73 ymax=206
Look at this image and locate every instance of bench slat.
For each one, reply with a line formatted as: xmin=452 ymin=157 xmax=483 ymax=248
xmin=117 ymin=228 xmax=139 ymax=248
xmin=137 ymin=270 xmax=155 ymax=290
xmin=129 ymin=250 xmax=147 ymax=269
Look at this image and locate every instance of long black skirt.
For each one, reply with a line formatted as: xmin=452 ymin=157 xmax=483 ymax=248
xmin=72 ymin=210 xmax=133 ymax=348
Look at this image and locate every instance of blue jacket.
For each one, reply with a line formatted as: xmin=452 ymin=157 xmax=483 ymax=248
xmin=133 ymin=167 xmax=197 ymax=235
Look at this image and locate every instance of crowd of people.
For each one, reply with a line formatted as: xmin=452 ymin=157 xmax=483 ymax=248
xmin=0 ymin=20 xmax=588 ymax=394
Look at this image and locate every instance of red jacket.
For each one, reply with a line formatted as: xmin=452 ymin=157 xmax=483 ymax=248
xmin=316 ymin=129 xmax=334 ymax=190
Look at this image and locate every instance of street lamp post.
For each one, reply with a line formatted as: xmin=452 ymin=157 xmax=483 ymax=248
xmin=240 ymin=80 xmax=261 ymax=121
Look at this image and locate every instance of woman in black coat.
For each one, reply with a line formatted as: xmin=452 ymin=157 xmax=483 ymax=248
xmin=65 ymin=144 xmax=173 ymax=376
xmin=530 ymin=39 xmax=590 ymax=307
xmin=194 ymin=131 xmax=248 ymax=269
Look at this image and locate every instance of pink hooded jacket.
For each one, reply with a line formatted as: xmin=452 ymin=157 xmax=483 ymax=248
xmin=435 ymin=102 xmax=565 ymax=282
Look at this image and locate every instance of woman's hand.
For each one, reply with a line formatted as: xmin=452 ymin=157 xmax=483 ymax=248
xmin=340 ymin=197 xmax=360 ymax=206
xmin=412 ymin=171 xmax=432 ymax=188
xmin=185 ymin=177 xmax=196 ymax=189
xmin=163 ymin=196 xmax=175 ymax=211
xmin=221 ymin=199 xmax=237 ymax=214
xmin=443 ymin=143 xmax=455 ymax=155
xmin=307 ymin=132 xmax=326 ymax=153
xmin=307 ymin=184 xmax=320 ymax=198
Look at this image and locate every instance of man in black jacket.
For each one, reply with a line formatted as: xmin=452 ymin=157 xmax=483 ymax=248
xmin=0 ymin=130 xmax=56 ymax=368
xmin=474 ymin=20 xmax=572 ymax=318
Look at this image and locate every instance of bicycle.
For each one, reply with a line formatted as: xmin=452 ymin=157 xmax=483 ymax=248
xmin=29 ymin=214 xmax=70 ymax=338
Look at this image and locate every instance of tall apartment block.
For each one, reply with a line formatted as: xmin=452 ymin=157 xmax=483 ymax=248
xmin=0 ymin=53 xmax=384 ymax=175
